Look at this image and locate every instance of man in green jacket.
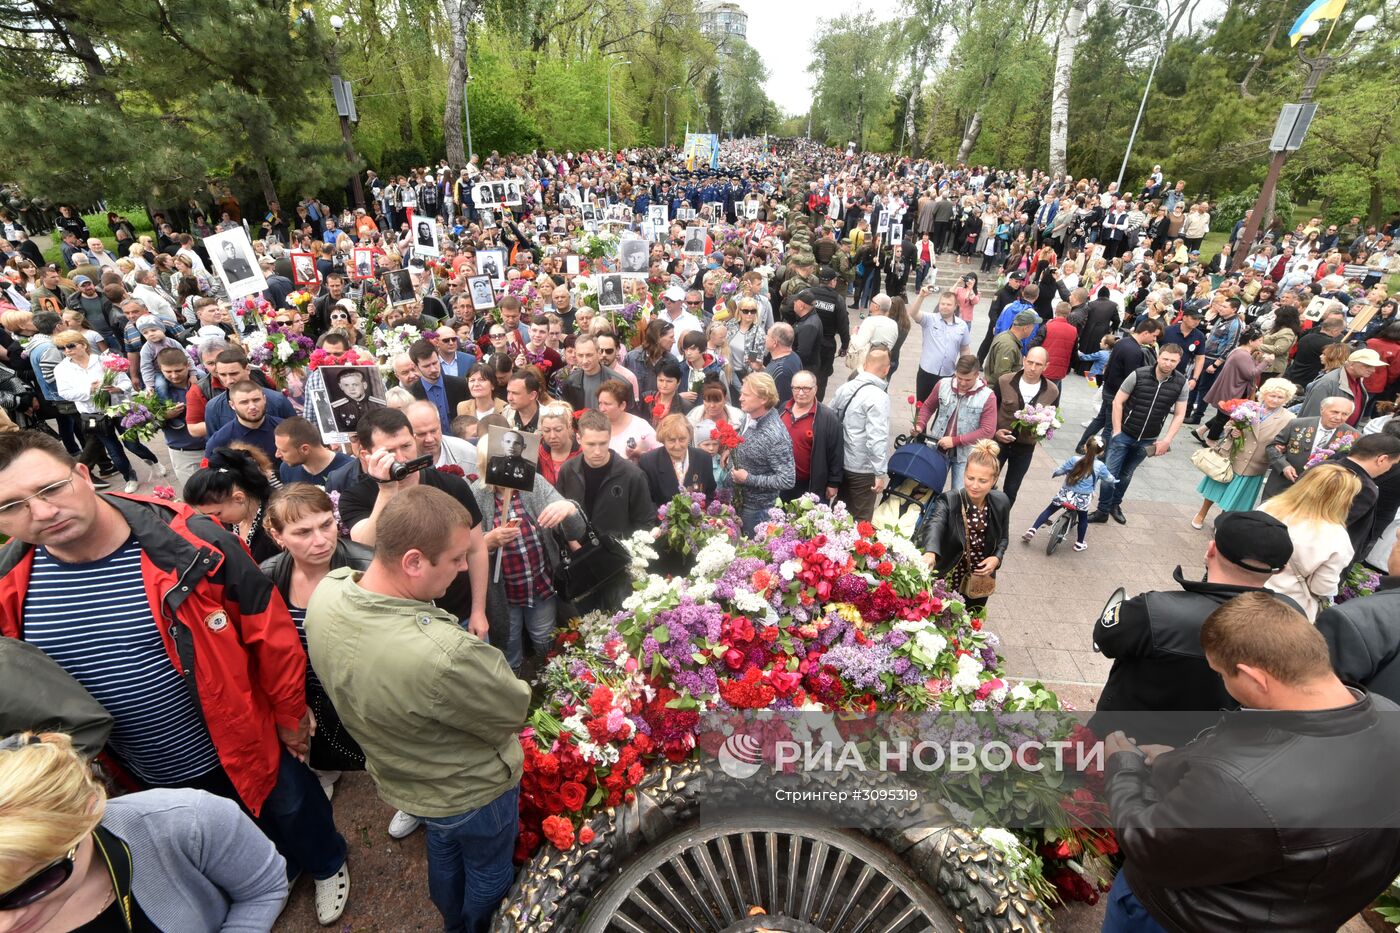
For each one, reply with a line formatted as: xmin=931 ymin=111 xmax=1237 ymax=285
xmin=306 ymin=484 xmax=529 ymax=933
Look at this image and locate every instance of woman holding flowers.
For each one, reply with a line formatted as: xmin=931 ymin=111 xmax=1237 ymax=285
xmin=918 ymin=439 xmax=1010 ymax=611
xmin=1260 ymin=463 xmax=1360 ymax=620
xmin=1191 ymin=378 xmax=1297 ymax=528
xmin=1194 ymin=327 xmax=1273 ymax=444
xmin=732 ymin=372 xmax=795 ymax=535
xmin=53 ymin=330 xmax=139 ymax=493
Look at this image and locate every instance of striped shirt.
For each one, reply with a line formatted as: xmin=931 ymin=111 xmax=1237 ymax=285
xmin=23 ymin=537 xmax=222 ymax=784
xmin=286 ymin=605 xmax=323 ymax=697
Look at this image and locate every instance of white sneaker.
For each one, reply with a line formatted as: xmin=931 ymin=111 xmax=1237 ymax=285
xmin=388 ymin=809 xmax=422 ymax=839
xmin=313 ymin=863 xmax=350 ymax=925
xmin=152 ymin=461 xmax=169 ymax=478
xmin=315 ymin=769 xmax=341 ymax=800
xmin=122 ymin=480 xmax=140 ymax=494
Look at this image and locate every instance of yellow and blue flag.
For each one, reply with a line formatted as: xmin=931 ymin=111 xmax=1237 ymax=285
xmin=1288 ymin=0 xmax=1347 ymax=45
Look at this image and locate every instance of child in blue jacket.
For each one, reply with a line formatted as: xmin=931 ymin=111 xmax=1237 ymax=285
xmin=1020 ymin=438 xmax=1116 ymax=550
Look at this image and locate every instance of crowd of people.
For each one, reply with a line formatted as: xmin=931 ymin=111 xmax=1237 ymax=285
xmin=0 ymin=135 xmax=1398 ymax=933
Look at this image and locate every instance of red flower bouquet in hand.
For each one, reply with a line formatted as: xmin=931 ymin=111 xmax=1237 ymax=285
xmin=710 ymin=420 xmax=744 ymax=451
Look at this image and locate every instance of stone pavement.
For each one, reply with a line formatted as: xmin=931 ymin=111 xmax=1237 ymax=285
xmin=831 ymin=261 xmax=1215 ymax=710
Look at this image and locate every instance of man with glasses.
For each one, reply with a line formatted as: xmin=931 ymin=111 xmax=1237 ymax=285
xmin=308 ymin=272 xmax=348 ymax=338
xmin=595 ymin=332 xmax=638 ymax=398
xmin=434 ymin=324 xmax=474 ymax=378
xmin=779 ymin=370 xmax=843 ymax=504
xmin=0 ymin=430 xmax=352 ymax=924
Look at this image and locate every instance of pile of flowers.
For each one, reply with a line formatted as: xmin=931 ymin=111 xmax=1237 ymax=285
xmin=308 ymin=346 xmax=376 ymax=370
xmin=368 ymin=324 xmax=424 ymax=385
xmin=1012 ymin=403 xmax=1064 ymax=442
xmin=1216 ymin=398 xmax=1264 ymax=457
xmin=655 ymin=491 xmax=741 ymax=558
xmin=1306 ymin=433 xmax=1355 ymax=469
xmin=518 ymin=496 xmax=1086 ymax=868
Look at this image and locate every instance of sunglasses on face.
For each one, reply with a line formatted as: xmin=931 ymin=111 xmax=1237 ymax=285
xmin=440 ymin=336 xmax=458 ymax=343
xmin=490 ymin=331 xmax=507 ymax=338
xmin=330 ymin=312 xmax=350 ymax=320
xmin=0 ymin=846 xmax=77 ymax=910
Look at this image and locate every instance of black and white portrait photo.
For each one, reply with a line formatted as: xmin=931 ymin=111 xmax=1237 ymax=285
xmin=683 ymin=227 xmax=706 ymax=256
xmin=483 ymin=425 xmax=539 ymax=491
xmin=467 ymin=274 xmax=496 ymax=311
xmin=322 ymin=365 xmax=387 ymax=435
xmin=647 ymin=204 xmax=668 ymax=229
xmin=505 ymin=181 xmax=521 ymax=205
xmin=677 ymin=205 xmax=696 ymax=222
xmin=889 ymin=223 xmax=904 ymax=245
xmin=473 ymin=182 xmax=494 ymax=207
xmin=597 ymin=273 xmax=625 ymax=311
xmin=479 ymin=209 xmax=497 ymax=229
xmin=381 ymin=268 xmax=414 ymax=306
xmin=618 ymin=239 xmax=649 ymax=275
xmin=476 ymin=248 xmax=506 ymax=284
xmin=743 ymin=199 xmax=759 ymax=220
xmin=414 ymin=217 xmax=440 ymax=257
xmin=351 ymin=247 xmax=375 ymax=281
xmin=290 ymin=250 xmax=319 ymax=287
xmin=204 ymin=228 xmax=268 ymax=300
xmin=491 ymin=182 xmax=506 ymax=204
xmin=579 ymin=202 xmax=598 ymax=224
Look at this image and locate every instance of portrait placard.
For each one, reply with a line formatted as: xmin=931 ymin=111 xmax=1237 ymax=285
xmin=482 ymin=424 xmax=540 ymax=491
xmin=204 ymin=227 xmax=268 ymax=301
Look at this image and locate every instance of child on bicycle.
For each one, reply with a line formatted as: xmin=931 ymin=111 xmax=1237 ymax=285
xmin=1021 ymin=437 xmax=1116 ymax=551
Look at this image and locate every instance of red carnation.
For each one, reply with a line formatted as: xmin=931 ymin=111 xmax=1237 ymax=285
xmin=541 ymin=815 xmax=575 ymax=850
xmin=876 ymin=560 xmax=894 ymax=577
xmin=437 ymin=464 xmax=465 ymax=477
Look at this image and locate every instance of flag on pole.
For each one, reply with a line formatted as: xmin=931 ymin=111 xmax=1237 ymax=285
xmin=1288 ymin=0 xmax=1347 ymax=45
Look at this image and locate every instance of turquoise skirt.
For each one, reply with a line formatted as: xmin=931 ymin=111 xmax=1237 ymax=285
xmin=1197 ymin=472 xmax=1265 ymax=512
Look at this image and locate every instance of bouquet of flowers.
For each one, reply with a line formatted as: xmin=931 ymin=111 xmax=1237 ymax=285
xmin=611 ymin=301 xmax=644 ymax=345
xmin=287 ymin=290 xmax=315 ymax=313
xmin=504 ymin=278 xmax=539 ymax=306
xmin=1334 ymin=562 xmax=1382 ymax=605
xmin=105 ymin=389 xmax=176 ymax=443
xmin=1011 ymin=403 xmax=1064 ymax=442
xmin=246 ymin=325 xmax=314 ymax=380
xmin=308 ymin=347 xmax=376 ymax=370
xmin=368 ymin=324 xmax=423 ymax=386
xmin=580 ymin=231 xmax=620 ymax=261
xmin=709 ymin=420 xmax=744 ymax=451
xmin=1216 ymin=398 xmax=1264 ymax=458
xmin=91 ymin=353 xmax=130 ymax=410
xmin=235 ymin=295 xmax=273 ymax=332
xmin=656 ymin=491 xmax=741 ymax=557
xmin=1305 ymin=434 xmax=1354 ymax=469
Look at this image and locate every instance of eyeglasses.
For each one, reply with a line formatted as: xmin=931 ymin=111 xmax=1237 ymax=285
xmin=0 ymin=471 xmax=77 ymax=517
xmin=740 ymin=309 xmax=756 ymax=315
xmin=440 ymin=336 xmax=458 ymax=343
xmin=600 ymin=347 xmax=617 ymax=355
xmin=490 ymin=331 xmax=507 ymax=338
xmin=685 ymin=300 xmax=703 ymax=307
xmin=330 ymin=312 xmax=350 ymax=320
xmin=0 ymin=845 xmax=77 ymax=911
xmin=792 ymin=385 xmax=816 ymax=392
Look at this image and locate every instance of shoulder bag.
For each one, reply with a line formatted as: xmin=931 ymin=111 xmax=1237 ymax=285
xmin=552 ymin=515 xmax=633 ymax=607
xmin=959 ymin=495 xmax=997 ymax=599
xmin=1190 ymin=441 xmax=1234 ymax=484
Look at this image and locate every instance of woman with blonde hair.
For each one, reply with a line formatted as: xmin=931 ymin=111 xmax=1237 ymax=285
xmin=1191 ymin=377 xmax=1297 ymax=527
xmin=918 ymin=439 xmax=1010 ymax=611
xmin=1260 ymin=462 xmax=1360 ymax=619
xmin=0 ymin=731 xmax=287 ymax=930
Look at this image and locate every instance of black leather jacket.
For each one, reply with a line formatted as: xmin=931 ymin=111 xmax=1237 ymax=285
xmin=1107 ymin=688 xmax=1400 ymax=932
xmin=259 ymin=539 xmax=374 ymax=599
xmin=916 ymin=489 xmax=1010 ymax=575
xmin=1316 ymin=578 xmax=1400 ymax=704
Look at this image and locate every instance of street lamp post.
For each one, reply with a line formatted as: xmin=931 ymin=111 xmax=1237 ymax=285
xmin=607 ymin=60 xmax=632 ymax=153
xmin=327 ymin=15 xmax=365 ymax=210
xmin=1114 ymin=2 xmax=1167 ymax=194
xmin=1230 ymin=13 xmax=1378 ymax=270
xmin=663 ymin=84 xmax=682 ymax=149
xmin=893 ymin=91 xmax=912 ymax=157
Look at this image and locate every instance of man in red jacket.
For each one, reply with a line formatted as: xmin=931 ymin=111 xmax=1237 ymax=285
xmin=1037 ymin=300 xmax=1080 ymax=388
xmin=0 ymin=431 xmax=350 ymax=924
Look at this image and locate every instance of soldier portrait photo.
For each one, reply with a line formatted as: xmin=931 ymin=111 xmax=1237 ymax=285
xmin=323 ymin=365 xmax=387 ymax=434
xmin=483 ymin=424 xmax=539 ymax=491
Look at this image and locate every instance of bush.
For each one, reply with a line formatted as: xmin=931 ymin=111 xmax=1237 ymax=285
xmin=1213 ymin=186 xmax=1294 ymax=234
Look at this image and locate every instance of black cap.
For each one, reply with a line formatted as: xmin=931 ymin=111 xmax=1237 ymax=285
xmin=817 ymin=265 xmax=837 ymax=281
xmin=793 ymin=289 xmax=817 ymax=305
xmin=1008 ymin=269 xmax=1026 ymax=280
xmin=1213 ymin=511 xmax=1293 ymax=574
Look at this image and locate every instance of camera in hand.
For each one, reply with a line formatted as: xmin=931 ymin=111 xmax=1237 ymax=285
xmin=388 ymin=454 xmax=434 ymax=482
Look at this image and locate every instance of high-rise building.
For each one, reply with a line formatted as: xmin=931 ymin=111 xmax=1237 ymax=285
xmin=697 ymin=0 xmax=747 ymax=43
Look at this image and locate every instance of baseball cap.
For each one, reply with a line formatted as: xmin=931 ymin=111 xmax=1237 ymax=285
xmin=1212 ymin=511 xmax=1293 ymax=574
xmin=817 ymin=265 xmax=837 ymax=281
xmin=793 ymin=289 xmax=817 ymax=305
xmin=1012 ymin=309 xmax=1039 ymax=327
xmin=1348 ymin=348 xmax=1384 ymax=367
xmin=72 ymin=274 xmax=93 ymax=286
xmin=1008 ymin=270 xmax=1026 ymax=281
xmin=663 ymin=285 xmax=686 ymax=301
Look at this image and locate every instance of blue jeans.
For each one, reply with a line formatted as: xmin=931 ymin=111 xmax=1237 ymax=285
xmin=1102 ymin=871 xmax=1168 ymax=932
xmin=1098 ymin=433 xmax=1153 ymax=514
xmin=946 ymin=457 xmax=966 ymax=494
xmin=421 ymin=785 xmax=520 ymax=933
xmin=505 ymin=597 xmax=557 ymax=672
xmin=741 ymin=501 xmax=775 ymax=536
xmin=260 ymin=749 xmax=348 ymax=880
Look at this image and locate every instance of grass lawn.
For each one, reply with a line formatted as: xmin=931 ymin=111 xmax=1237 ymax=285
xmin=39 ymin=209 xmax=154 ymax=266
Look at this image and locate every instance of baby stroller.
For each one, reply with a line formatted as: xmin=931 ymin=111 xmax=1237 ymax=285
xmin=872 ymin=434 xmax=948 ymax=539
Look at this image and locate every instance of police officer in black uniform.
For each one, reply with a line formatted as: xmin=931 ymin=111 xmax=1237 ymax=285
xmin=1089 ymin=511 xmax=1299 ymax=746
xmin=806 ymin=265 xmax=851 ymax=401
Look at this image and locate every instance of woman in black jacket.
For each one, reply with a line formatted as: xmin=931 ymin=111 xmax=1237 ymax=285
xmin=917 ymin=440 xmax=1011 ymax=610
xmin=638 ymin=414 xmax=716 ymax=508
xmin=261 ymin=484 xmax=372 ymax=778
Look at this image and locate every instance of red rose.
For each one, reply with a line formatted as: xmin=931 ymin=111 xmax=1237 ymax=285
xmin=578 ymin=826 xmax=596 ymax=845
xmin=559 ymin=780 xmax=587 ymax=811
xmin=907 ymin=394 xmax=916 ymax=404
xmin=437 ymin=464 xmax=466 ymax=477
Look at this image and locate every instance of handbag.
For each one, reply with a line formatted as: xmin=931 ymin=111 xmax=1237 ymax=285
xmin=1190 ymin=444 xmax=1234 ymax=483
xmin=552 ymin=517 xmax=633 ymax=605
xmin=959 ymin=497 xmax=997 ymax=599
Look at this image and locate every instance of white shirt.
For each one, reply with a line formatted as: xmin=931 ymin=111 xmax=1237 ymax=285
xmin=132 ymin=283 xmax=178 ymax=323
xmin=663 ymin=309 xmax=704 ymax=360
xmin=432 ymin=435 xmax=479 ymax=471
xmin=1017 ymin=378 xmax=1040 ymax=408
xmin=56 ymin=355 xmax=132 ymax=415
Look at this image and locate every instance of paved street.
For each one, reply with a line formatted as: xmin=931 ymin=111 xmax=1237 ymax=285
xmin=833 ymin=261 xmax=1213 ymax=710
